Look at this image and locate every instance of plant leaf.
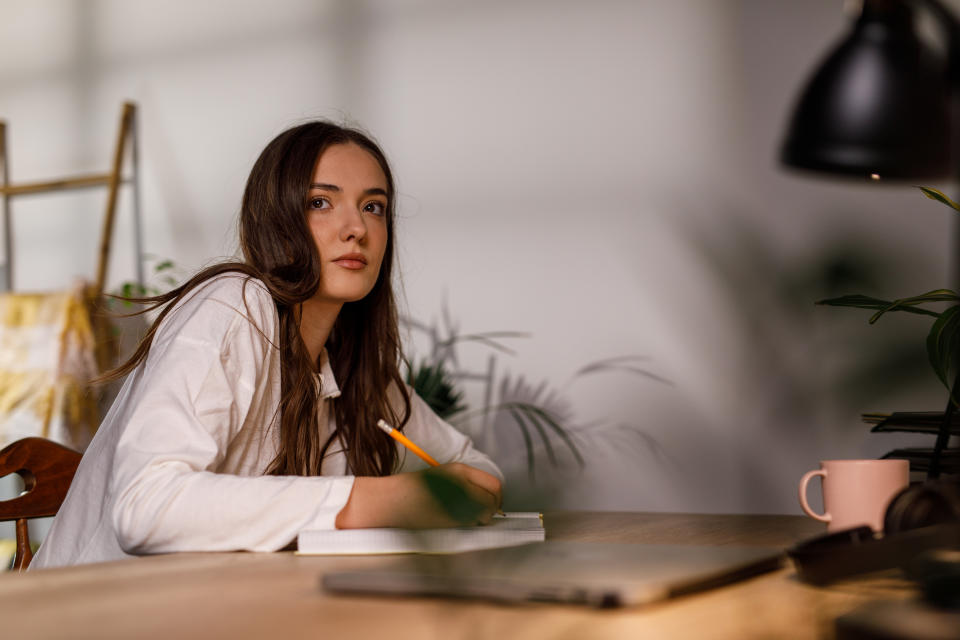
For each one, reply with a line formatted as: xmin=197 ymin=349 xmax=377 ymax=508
xmin=434 ymin=331 xmax=529 ymax=356
xmin=817 ymin=294 xmax=895 ymax=309
xmin=571 ymin=355 xmax=672 ymax=385
xmin=406 ymin=360 xmax=466 ymax=419
xmin=573 ymin=362 xmax=673 ymax=386
xmin=509 ymin=406 xmax=558 ymax=467
xmin=918 ymin=186 xmax=960 ymax=213
xmin=869 ymin=289 xmax=959 ymax=323
xmin=513 ymin=410 xmax=536 ymax=483
xmin=816 ymin=294 xmax=944 ymax=321
xmin=926 ymin=305 xmax=960 ymax=390
xmin=502 ymin=402 xmax=585 ymax=468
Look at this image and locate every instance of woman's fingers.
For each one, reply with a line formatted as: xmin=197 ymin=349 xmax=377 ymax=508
xmin=463 ymin=467 xmax=503 ymax=503
xmin=442 ymin=463 xmax=502 ymax=498
xmin=436 ymin=463 xmax=502 ymax=522
xmin=336 ymin=467 xmax=503 ymax=530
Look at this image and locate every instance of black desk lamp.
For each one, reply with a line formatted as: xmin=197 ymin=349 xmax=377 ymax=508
xmin=782 ymin=0 xmax=958 ymax=180
xmin=780 ymin=0 xmax=960 ymax=478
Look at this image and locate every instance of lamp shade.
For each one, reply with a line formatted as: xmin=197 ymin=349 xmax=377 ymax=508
xmin=781 ymin=0 xmax=952 ymax=179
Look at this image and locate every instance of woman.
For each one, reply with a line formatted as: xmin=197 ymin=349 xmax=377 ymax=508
xmin=31 ymin=122 xmax=502 ymax=568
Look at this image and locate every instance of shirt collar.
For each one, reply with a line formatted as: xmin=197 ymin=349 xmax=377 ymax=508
xmin=317 ymin=347 xmax=341 ymax=399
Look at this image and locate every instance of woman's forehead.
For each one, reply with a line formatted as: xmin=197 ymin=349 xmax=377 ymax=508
xmin=312 ymin=143 xmax=388 ymax=191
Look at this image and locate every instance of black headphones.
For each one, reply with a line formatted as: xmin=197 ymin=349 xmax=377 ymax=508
xmin=788 ymin=479 xmax=960 ymax=607
xmin=884 ymin=480 xmax=960 ymax=534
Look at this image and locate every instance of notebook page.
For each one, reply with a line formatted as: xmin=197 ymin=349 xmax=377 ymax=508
xmin=297 ymin=512 xmax=544 ymax=555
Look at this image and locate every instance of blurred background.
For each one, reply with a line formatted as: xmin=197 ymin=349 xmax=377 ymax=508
xmin=1 ymin=0 xmax=956 ymax=537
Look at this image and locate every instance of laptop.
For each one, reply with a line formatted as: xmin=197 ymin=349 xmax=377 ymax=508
xmin=321 ymin=541 xmax=784 ymax=608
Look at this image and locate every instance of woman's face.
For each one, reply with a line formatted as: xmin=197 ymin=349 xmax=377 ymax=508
xmin=306 ymin=142 xmax=389 ymax=306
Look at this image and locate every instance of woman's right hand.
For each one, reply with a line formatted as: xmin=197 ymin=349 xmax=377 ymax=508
xmin=334 ymin=463 xmax=503 ymax=529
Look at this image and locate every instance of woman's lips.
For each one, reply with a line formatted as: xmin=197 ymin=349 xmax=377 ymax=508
xmin=333 ymin=253 xmax=367 ymax=270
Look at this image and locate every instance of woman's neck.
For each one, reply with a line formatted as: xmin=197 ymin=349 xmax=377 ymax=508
xmin=298 ymin=297 xmax=343 ymax=368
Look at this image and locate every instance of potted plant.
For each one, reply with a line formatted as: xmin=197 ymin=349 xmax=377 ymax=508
xmin=816 ymin=187 xmax=960 ymax=478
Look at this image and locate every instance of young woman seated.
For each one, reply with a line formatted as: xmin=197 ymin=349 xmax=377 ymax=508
xmin=31 ymin=122 xmax=502 ymax=568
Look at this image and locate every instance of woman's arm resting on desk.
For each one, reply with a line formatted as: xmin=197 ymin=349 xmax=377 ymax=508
xmin=110 ymin=279 xmax=355 ymax=554
xmin=335 ymin=463 xmax=502 ymax=529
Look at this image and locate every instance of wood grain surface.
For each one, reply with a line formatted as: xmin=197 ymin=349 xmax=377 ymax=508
xmin=0 ymin=512 xmax=918 ymax=639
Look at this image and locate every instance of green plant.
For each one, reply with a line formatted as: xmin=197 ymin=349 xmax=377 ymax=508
xmin=406 ymin=360 xmax=467 ymax=419
xmin=403 ymin=307 xmax=671 ymax=482
xmin=816 ymin=187 xmax=960 ymax=405
xmin=109 ymin=256 xmax=181 ymax=308
xmin=816 ymin=186 xmax=960 ymax=479
xmin=403 ymin=319 xmax=587 ymax=476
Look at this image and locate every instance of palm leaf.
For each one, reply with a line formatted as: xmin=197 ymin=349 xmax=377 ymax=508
xmin=508 ymin=406 xmax=558 ymax=467
xmin=434 ymin=331 xmax=529 ymax=356
xmin=406 ymin=361 xmax=466 ymax=420
xmin=513 ymin=410 xmax=536 ymax=482
xmin=500 ymin=402 xmax=585 ymax=468
xmin=576 ymin=364 xmax=673 ymax=385
xmin=451 ymin=400 xmax=585 ymax=473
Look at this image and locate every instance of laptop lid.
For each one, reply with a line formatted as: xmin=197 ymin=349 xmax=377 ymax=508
xmin=322 ymin=541 xmax=784 ymax=608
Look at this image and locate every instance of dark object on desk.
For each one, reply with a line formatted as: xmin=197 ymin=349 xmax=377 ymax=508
xmin=907 ymin=549 xmax=960 ymax=610
xmin=789 ymin=477 xmax=960 ymax=587
xmin=788 ymin=524 xmax=960 ymax=586
xmin=322 ymin=541 xmax=783 ymax=608
xmin=791 ymin=483 xmax=960 ymax=640
xmin=836 ymin=600 xmax=960 ymax=640
xmin=885 ymin=481 xmax=960 ymax=534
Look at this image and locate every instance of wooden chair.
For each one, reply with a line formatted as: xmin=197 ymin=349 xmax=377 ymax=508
xmin=0 ymin=437 xmax=81 ymax=571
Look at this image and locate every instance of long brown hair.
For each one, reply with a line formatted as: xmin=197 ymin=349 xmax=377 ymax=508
xmin=105 ymin=121 xmax=411 ymax=477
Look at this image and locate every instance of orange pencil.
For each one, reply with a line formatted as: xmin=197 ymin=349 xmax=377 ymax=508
xmin=376 ymin=419 xmax=440 ymax=466
xmin=377 ymin=418 xmax=505 ymax=515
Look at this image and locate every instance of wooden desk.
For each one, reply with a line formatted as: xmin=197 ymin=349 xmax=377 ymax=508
xmin=0 ymin=512 xmax=917 ymax=639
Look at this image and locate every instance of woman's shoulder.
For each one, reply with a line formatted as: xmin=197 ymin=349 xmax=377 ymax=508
xmin=192 ymin=271 xmax=273 ymax=307
xmin=159 ymin=271 xmax=277 ymax=344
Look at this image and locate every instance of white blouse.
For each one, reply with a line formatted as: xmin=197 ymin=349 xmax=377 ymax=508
xmin=31 ymin=274 xmax=501 ymax=568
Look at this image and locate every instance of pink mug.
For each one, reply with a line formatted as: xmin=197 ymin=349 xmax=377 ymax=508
xmin=798 ymin=459 xmax=909 ymax=532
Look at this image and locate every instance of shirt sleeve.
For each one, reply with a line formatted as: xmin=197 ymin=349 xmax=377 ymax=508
xmin=395 ymin=389 xmax=504 ymax=482
xmin=108 ymin=278 xmax=355 ymax=554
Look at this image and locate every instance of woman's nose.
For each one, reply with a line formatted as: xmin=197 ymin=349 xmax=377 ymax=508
xmin=339 ymin=207 xmax=367 ymax=243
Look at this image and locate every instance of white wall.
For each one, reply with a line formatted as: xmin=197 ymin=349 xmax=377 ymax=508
xmin=1 ymin=0 xmax=956 ymax=537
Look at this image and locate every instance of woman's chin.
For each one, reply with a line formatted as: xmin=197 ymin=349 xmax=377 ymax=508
xmin=313 ymin=286 xmax=376 ymax=305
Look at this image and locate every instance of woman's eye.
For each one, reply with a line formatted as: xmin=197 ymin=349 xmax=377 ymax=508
xmin=309 ymin=197 xmax=330 ymax=209
xmin=364 ymin=201 xmax=386 ymax=216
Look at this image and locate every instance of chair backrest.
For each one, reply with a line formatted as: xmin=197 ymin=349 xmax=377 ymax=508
xmin=0 ymin=437 xmax=81 ymax=571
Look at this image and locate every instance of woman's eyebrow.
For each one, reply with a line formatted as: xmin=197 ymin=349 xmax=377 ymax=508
xmin=309 ymin=183 xmax=387 ymax=198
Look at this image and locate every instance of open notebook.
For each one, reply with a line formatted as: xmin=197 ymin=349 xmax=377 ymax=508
xmin=297 ymin=512 xmax=544 ymax=555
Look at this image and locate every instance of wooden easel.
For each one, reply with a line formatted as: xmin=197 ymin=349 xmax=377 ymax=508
xmin=0 ymin=101 xmax=144 ymax=370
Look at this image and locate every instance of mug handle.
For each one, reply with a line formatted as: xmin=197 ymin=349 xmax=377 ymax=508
xmin=798 ymin=469 xmax=831 ymax=523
